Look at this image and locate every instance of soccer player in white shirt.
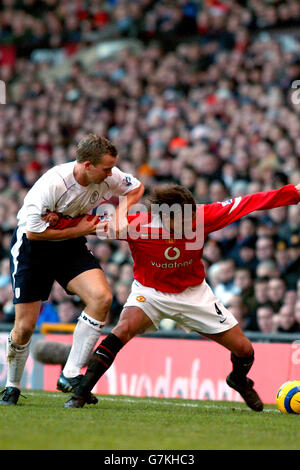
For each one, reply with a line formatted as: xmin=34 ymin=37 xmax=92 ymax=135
xmin=0 ymin=134 xmax=144 ymax=406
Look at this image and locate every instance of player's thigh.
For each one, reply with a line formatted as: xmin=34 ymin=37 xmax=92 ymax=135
xmin=201 ymin=324 xmax=254 ymax=357
xmin=12 ymin=301 xmax=42 ymax=344
xmin=112 ymin=306 xmax=154 ymax=344
xmin=66 ymin=268 xmax=112 ymax=307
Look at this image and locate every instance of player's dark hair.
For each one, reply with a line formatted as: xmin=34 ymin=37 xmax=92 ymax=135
xmin=76 ymin=134 xmax=118 ymax=164
xmin=148 ymin=184 xmax=197 ymax=215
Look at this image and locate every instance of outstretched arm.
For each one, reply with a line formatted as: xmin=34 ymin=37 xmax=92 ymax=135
xmin=204 ymin=184 xmax=300 ymax=235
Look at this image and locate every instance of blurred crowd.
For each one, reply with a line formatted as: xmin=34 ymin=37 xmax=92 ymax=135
xmin=1 ymin=0 xmax=300 ymax=59
xmin=0 ymin=0 xmax=300 ymax=334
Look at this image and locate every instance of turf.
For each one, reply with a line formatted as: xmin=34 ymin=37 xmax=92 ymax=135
xmin=0 ymin=391 xmax=299 ymax=450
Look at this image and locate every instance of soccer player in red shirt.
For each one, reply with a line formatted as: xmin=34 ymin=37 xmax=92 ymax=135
xmin=59 ymin=182 xmax=300 ymax=410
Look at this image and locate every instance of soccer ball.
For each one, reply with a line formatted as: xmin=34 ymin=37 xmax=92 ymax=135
xmin=276 ymin=380 xmax=300 ymax=414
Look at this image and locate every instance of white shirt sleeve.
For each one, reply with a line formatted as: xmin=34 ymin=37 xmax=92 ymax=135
xmin=105 ymin=167 xmax=141 ymax=197
xmin=24 ymin=177 xmax=60 ymax=233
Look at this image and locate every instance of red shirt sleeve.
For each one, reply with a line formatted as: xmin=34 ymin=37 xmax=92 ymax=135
xmin=51 ymin=214 xmax=95 ymax=229
xmin=204 ymin=184 xmax=300 ymax=235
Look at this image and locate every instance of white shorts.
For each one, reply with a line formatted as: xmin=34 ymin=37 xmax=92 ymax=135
xmin=123 ymin=280 xmax=238 ymax=334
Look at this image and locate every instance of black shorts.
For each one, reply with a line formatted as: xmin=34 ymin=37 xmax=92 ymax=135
xmin=10 ymin=228 xmax=102 ymax=304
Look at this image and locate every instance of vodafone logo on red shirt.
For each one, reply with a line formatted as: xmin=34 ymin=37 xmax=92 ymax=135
xmin=151 ymin=245 xmax=193 ymax=270
xmin=164 ymin=246 xmax=180 ymax=260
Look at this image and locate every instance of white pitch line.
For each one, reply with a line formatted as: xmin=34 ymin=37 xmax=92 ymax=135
xmin=97 ymin=395 xmax=280 ymax=413
xmin=25 ymin=391 xmax=280 ymax=413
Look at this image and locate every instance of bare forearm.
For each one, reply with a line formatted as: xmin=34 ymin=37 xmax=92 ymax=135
xmin=120 ymin=185 xmax=144 ymax=212
xmin=26 ymin=226 xmax=85 ymax=241
xmin=114 ymin=185 xmax=144 ymax=222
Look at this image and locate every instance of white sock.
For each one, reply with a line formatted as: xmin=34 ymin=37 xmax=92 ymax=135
xmin=63 ymin=311 xmax=105 ymax=378
xmin=5 ymin=332 xmax=31 ymax=390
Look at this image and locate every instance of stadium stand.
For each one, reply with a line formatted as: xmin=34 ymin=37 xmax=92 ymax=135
xmin=0 ymin=0 xmax=300 ymax=336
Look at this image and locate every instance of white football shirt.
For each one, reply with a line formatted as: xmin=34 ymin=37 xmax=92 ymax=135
xmin=17 ymin=161 xmax=141 ymax=234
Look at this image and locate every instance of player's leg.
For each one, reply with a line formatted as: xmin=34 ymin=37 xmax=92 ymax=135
xmin=2 ymin=230 xmax=52 ymax=405
xmin=10 ymin=302 xmax=42 ymax=345
xmin=201 ymin=325 xmax=263 ymax=411
xmin=0 ymin=301 xmax=41 ymax=405
xmin=57 ymin=268 xmax=112 ymax=394
xmin=201 ymin=323 xmax=254 ymax=380
xmin=67 ymin=268 xmax=112 ymax=323
xmin=112 ymin=305 xmax=154 ymax=343
xmin=168 ymin=280 xmax=263 ymax=411
xmin=64 ymin=306 xmax=153 ymax=408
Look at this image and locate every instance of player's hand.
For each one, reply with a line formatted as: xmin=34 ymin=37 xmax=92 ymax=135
xmin=42 ymin=210 xmax=61 ymax=227
xmin=295 ymin=183 xmax=300 ymax=197
xmin=76 ymin=215 xmax=100 ymax=236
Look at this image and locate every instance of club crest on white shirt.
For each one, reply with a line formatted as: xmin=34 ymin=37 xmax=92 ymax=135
xmin=90 ymin=191 xmax=100 ymax=205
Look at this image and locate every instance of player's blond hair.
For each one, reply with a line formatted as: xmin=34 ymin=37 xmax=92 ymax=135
xmin=76 ymin=134 xmax=118 ymax=164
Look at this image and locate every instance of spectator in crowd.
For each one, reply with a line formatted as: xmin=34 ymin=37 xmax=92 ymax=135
xmin=226 ymin=294 xmax=249 ymax=331
xmin=106 ymin=280 xmax=131 ymax=325
xmin=213 ymin=258 xmax=240 ymax=306
xmin=256 ymin=304 xmax=275 ymax=333
xmin=233 ymin=236 xmax=257 ymax=272
xmin=246 ymin=276 xmax=270 ymax=330
xmin=295 ymin=300 xmax=300 ymax=328
xmin=36 ymin=281 xmax=78 ymax=328
xmin=253 ymin=277 xmax=270 ymax=309
xmin=203 ymin=239 xmax=223 ymax=266
xmin=36 ymin=302 xmax=60 ymax=328
xmin=255 ymin=236 xmax=275 ymax=263
xmin=36 ymin=298 xmax=79 ymax=328
xmin=233 ymin=268 xmax=255 ymax=308
xmin=57 ymin=300 xmax=80 ymax=324
xmin=256 ymin=260 xmax=280 ymax=280
xmin=297 ymin=279 xmax=300 ymax=300
xmin=206 ymin=262 xmax=222 ymax=291
xmin=275 ymin=240 xmax=290 ymax=277
xmin=267 ymin=277 xmax=287 ymax=313
xmin=275 ymin=304 xmax=299 ymax=333
xmin=284 ymin=289 xmax=297 ymax=306
xmin=285 ymin=234 xmax=300 ymax=289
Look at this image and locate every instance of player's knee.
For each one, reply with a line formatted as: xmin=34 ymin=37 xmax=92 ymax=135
xmin=12 ymin=321 xmax=35 ymax=344
xmin=112 ymin=319 xmax=134 ymax=345
xmin=234 ymin=339 xmax=254 ymax=358
xmin=88 ymin=289 xmax=113 ymax=312
xmin=100 ymin=291 xmax=113 ymax=312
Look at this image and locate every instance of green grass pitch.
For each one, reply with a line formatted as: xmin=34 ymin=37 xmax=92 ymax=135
xmin=0 ymin=391 xmax=299 ymax=450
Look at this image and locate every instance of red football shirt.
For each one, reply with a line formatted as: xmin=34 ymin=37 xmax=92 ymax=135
xmin=125 ymin=185 xmax=300 ymax=293
xmin=52 ymin=184 xmax=300 ymax=293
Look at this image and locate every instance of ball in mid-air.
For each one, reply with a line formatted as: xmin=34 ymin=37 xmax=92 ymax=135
xmin=276 ymin=380 xmax=300 ymax=414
